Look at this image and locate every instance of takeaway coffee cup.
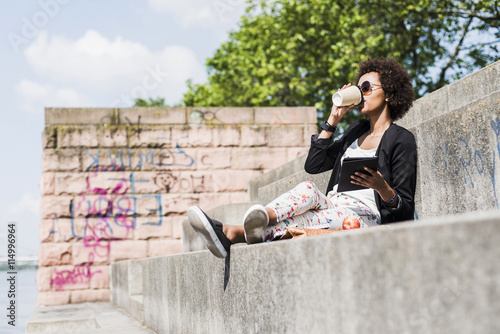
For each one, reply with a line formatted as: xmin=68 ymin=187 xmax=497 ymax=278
xmin=332 ymin=85 xmax=363 ymax=107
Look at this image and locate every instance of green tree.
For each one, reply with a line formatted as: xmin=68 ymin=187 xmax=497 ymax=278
xmin=184 ymin=0 xmax=499 ymax=129
xmin=133 ymin=97 xmax=166 ymax=107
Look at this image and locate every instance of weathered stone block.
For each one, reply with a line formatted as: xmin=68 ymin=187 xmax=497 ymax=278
xmin=40 ymin=173 xmax=55 ymax=195
xmin=81 ymin=148 xmax=129 ymax=172
xmin=304 ymin=123 xmax=318 ymax=142
xmin=148 ymin=239 xmax=182 ymax=257
xmin=58 ymin=126 xmax=99 ymax=148
xmin=176 ymin=171 xmax=214 ymax=193
xmin=266 ymin=125 xmax=307 ymax=147
xmin=36 ymin=266 xmax=53 ymax=292
xmin=50 ymin=264 xmax=91 ymax=291
xmin=128 ymin=126 xmax=173 ymax=148
xmin=89 ymin=265 xmax=109 ymax=289
xmin=119 ymin=107 xmax=186 ymax=124
xmin=133 ymin=216 xmax=174 ymax=240
xmin=255 ymin=107 xmax=316 ymax=124
xmin=54 ymin=173 xmax=87 ymax=195
xmin=70 ymin=289 xmax=110 ymax=303
xmin=40 ymin=220 xmax=54 ymax=243
xmin=187 ymin=107 xmax=254 ymax=125
xmin=40 ymin=218 xmax=87 ymax=243
xmin=37 ymin=291 xmax=71 ymax=306
xmin=198 ymin=192 xmax=233 ymax=211
xmin=67 ymin=171 xmax=167 ymax=195
xmin=172 ymin=216 xmax=183 ymax=239
xmin=42 ymin=127 xmax=57 ymax=148
xmin=99 ymin=127 xmax=127 ymax=147
xmin=232 ymin=147 xmax=288 ymax=169
xmin=213 ymin=126 xmax=241 ymax=147
xmin=109 ymin=240 xmax=148 ymax=262
xmin=45 ymin=108 xmax=116 ymax=125
xmin=196 ymin=148 xmax=232 ymax=170
xmin=72 ymin=242 xmax=110 ymax=266
xmin=42 ymin=149 xmax=81 ymax=172
xmin=39 ymin=195 xmax=70 ymax=219
xmin=161 ymin=194 xmax=200 ymax=215
xmin=38 ymin=243 xmax=72 ymax=266
xmin=172 ymin=127 xmax=213 ymax=147
xmin=70 ymin=193 xmax=162 ymax=218
xmin=241 ymin=125 xmax=267 ymax=146
xmin=128 ymin=148 xmax=197 ymax=171
xmin=212 ymin=170 xmax=262 ymax=192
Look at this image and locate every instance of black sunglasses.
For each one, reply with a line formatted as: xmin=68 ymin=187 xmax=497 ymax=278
xmin=359 ymin=81 xmax=382 ymax=96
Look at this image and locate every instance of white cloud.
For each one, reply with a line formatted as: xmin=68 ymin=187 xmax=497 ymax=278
xmin=148 ymin=0 xmax=246 ymax=28
xmin=16 ymin=80 xmax=90 ymax=113
xmin=11 ymin=192 xmax=40 ymax=216
xmin=23 ymin=30 xmax=206 ymax=105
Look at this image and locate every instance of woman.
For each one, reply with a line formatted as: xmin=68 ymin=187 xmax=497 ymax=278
xmin=188 ymin=58 xmax=417 ymax=258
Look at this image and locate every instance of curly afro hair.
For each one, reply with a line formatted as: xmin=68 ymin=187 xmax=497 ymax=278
xmin=356 ymin=58 xmax=414 ymax=121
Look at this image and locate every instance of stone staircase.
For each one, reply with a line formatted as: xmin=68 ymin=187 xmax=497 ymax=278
xmin=27 ymin=60 xmax=500 ymax=333
xmin=107 ymin=60 xmax=500 ymax=333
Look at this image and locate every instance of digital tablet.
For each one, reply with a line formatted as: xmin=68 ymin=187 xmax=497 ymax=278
xmin=337 ymin=157 xmax=379 ymax=192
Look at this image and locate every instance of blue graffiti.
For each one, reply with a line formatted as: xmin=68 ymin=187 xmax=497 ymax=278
xmin=432 ymin=119 xmax=500 ymax=208
xmin=85 ymin=146 xmax=195 ymax=171
xmin=458 ymin=138 xmax=474 ymax=188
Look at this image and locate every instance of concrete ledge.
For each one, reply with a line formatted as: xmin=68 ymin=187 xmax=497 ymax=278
xmin=182 ymin=202 xmax=258 ymax=253
xmin=397 ymin=60 xmax=500 ymax=129
xmin=139 ymin=210 xmax=500 ymax=333
xmin=26 ymin=302 xmax=154 ymax=333
xmin=110 ymin=260 xmax=144 ymax=324
xmin=249 ymin=155 xmax=308 ymax=202
xmin=45 ymin=107 xmax=318 ymax=126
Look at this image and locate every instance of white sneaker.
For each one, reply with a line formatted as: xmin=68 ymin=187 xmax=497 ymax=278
xmin=243 ymin=204 xmax=269 ymax=244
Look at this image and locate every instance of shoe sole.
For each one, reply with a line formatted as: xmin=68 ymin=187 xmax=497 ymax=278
xmin=243 ymin=204 xmax=269 ymax=244
xmin=188 ymin=206 xmax=227 ymax=258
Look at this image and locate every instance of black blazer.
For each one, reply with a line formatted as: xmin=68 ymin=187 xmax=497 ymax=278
xmin=304 ymin=119 xmax=417 ymax=224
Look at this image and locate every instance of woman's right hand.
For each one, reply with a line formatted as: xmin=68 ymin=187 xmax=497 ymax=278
xmin=328 ymin=84 xmax=355 ymax=126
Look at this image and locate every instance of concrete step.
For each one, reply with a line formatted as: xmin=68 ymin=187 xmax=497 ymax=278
xmin=26 ymin=302 xmax=155 ymax=333
xmin=182 ymin=202 xmax=258 ymax=253
xmin=249 ymin=154 xmax=308 ymax=202
xmin=257 ymin=169 xmax=330 ymax=205
xmin=135 ymin=210 xmax=500 ymax=333
xmin=110 ymin=260 xmax=144 ymax=325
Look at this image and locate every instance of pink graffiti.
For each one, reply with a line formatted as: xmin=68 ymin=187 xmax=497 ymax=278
xmin=51 ymin=257 xmax=102 ymax=291
xmin=53 ymin=172 xmax=133 ymax=290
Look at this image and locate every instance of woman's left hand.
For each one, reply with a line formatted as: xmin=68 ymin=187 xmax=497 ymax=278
xmin=350 ymin=167 xmax=387 ymax=193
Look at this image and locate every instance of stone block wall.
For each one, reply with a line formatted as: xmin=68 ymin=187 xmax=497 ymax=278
xmin=37 ymin=106 xmax=317 ymax=306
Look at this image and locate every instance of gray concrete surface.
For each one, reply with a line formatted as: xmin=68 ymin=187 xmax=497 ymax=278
xmin=140 ymin=210 xmax=500 ymax=334
xmin=249 ymin=154 xmax=308 ymax=202
xmin=110 ymin=260 xmax=144 ymax=325
xmin=182 ymin=202 xmax=258 ymax=252
xmin=257 ymin=169 xmax=330 ymax=205
xmin=410 ymin=90 xmax=500 ymax=219
xmin=397 ymin=60 xmax=500 ymax=129
xmin=26 ymin=302 xmax=155 ymax=333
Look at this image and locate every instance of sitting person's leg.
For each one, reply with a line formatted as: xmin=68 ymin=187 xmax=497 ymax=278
xmin=243 ymin=181 xmax=332 ymax=243
xmin=263 ymin=192 xmax=381 ymax=240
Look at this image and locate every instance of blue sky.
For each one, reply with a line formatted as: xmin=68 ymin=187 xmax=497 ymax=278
xmin=0 ymin=0 xmax=247 ymax=257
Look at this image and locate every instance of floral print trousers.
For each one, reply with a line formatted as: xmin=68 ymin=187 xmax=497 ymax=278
xmin=264 ymin=181 xmax=381 ymax=241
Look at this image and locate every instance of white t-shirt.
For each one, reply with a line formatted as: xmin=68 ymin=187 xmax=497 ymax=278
xmin=329 ymin=139 xmax=380 ymax=216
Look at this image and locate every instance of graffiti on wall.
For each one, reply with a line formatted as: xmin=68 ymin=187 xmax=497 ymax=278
xmin=433 ymin=117 xmax=500 ymax=207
